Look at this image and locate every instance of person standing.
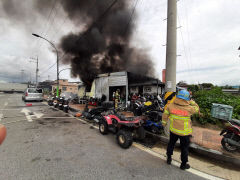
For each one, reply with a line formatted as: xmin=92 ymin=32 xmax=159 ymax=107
xmin=162 ymin=90 xmax=199 ymax=170
xmin=114 ymin=89 xmax=120 ymax=110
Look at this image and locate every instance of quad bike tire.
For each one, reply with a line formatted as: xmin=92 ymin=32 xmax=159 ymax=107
xmin=151 ymin=126 xmax=160 ymax=134
xmin=99 ymin=121 xmax=108 ymax=135
xmin=136 ymin=126 xmax=146 ymax=140
xmin=116 ymin=130 xmax=133 ymax=149
xmin=221 ymin=133 xmax=238 ymax=152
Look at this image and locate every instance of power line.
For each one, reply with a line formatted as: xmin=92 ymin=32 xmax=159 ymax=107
xmin=34 ymin=0 xmax=58 ymax=55
xmin=39 ymin=62 xmax=57 ymax=76
xmin=123 ymin=0 xmax=140 ymax=36
xmin=177 ymin=14 xmax=191 ymax=75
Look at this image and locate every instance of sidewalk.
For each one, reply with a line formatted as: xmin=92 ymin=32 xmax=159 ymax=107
xmin=192 ymin=126 xmax=222 ymax=152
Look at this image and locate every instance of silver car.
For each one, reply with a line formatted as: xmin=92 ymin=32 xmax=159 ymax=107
xmin=22 ymin=88 xmax=43 ymax=102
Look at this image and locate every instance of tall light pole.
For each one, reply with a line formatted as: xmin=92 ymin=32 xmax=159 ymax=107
xmin=29 ymin=56 xmax=39 ymax=87
xmin=32 ymin=33 xmax=59 ymax=97
xmin=58 ymin=68 xmax=71 ymax=76
xmin=165 ymin=0 xmax=177 ymax=92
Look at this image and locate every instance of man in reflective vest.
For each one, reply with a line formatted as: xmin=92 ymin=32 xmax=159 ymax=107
xmin=162 ymin=90 xmax=199 ymax=170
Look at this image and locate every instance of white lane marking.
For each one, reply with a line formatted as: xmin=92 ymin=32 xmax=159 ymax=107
xmin=0 ymin=114 xmax=3 ymax=121
xmin=4 ymin=102 xmax=8 ymax=107
xmin=132 ymin=143 xmax=223 ymax=180
xmin=21 ymin=108 xmax=32 ymax=122
xmin=33 ymin=112 xmax=44 ymax=119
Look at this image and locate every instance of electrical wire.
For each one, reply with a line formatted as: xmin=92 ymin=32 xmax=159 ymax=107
xmin=34 ymin=0 xmax=58 ymax=55
xmin=123 ymin=0 xmax=140 ymax=36
xmin=177 ymin=14 xmax=191 ymax=76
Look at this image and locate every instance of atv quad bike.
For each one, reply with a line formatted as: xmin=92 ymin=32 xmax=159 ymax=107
xmin=98 ymin=110 xmax=146 ymax=149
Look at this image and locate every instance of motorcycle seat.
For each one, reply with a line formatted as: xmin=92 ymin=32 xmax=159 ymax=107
xmin=116 ymin=114 xmax=134 ymax=121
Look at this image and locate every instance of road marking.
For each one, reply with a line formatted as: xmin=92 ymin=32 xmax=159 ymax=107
xmin=4 ymin=102 xmax=8 ymax=107
xmin=33 ymin=112 xmax=44 ymax=119
xmin=0 ymin=114 xmax=3 ymax=121
xmin=132 ymin=143 xmax=223 ymax=180
xmin=21 ymin=108 xmax=32 ymax=122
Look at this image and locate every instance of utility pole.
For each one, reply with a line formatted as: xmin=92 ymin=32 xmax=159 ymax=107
xmin=30 ymin=56 xmax=39 ymax=87
xmin=165 ymin=0 xmax=177 ymax=92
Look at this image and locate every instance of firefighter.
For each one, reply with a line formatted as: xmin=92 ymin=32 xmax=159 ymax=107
xmin=162 ymin=90 xmax=199 ymax=170
xmin=163 ymin=92 xmax=176 ymax=136
xmin=114 ymin=89 xmax=120 ymax=110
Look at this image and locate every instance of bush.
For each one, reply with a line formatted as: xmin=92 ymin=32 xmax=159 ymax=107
xmin=193 ymin=87 xmax=240 ymax=124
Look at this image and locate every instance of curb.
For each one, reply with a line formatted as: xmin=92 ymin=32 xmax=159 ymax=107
xmin=68 ymin=105 xmax=240 ymax=167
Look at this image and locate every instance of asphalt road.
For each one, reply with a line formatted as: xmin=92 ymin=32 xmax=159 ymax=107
xmin=0 ymin=93 xmax=205 ymax=180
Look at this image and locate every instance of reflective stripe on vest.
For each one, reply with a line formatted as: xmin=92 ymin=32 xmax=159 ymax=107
xmin=169 ymin=114 xmax=192 ymax=135
xmin=164 ymin=109 xmax=170 ymax=115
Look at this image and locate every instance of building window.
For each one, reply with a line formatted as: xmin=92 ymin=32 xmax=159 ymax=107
xmin=62 ymin=87 xmax=67 ymax=91
xmin=63 ymin=80 xmax=66 ymax=82
xmin=144 ymin=87 xmax=152 ymax=92
xmin=70 ymin=88 xmax=72 ymax=90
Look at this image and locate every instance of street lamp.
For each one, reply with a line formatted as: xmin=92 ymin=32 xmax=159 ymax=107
xmin=58 ymin=68 xmax=71 ymax=76
xmin=32 ymin=33 xmax=59 ymax=97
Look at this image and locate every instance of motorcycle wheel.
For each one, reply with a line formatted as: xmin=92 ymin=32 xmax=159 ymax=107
xmin=63 ymin=107 xmax=68 ymax=113
xmin=221 ymin=137 xmax=238 ymax=152
xmin=151 ymin=126 xmax=160 ymax=134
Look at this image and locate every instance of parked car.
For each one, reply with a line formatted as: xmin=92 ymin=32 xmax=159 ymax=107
xmin=22 ymin=88 xmax=43 ymax=102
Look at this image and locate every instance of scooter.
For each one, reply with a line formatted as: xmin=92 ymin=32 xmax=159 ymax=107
xmin=220 ymin=119 xmax=240 ymax=152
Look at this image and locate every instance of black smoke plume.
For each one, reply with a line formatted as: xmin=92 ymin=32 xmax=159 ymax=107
xmin=59 ymin=0 xmax=155 ymax=85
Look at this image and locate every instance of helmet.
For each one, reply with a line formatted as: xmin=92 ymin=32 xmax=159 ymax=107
xmin=176 ymin=90 xmax=190 ymax=101
xmin=164 ymin=92 xmax=176 ymax=101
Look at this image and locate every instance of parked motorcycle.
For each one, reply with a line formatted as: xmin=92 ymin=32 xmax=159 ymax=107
xmin=220 ymin=119 xmax=240 ymax=152
xmin=58 ymin=97 xmax=64 ymax=110
xmin=63 ymin=98 xmax=70 ymax=113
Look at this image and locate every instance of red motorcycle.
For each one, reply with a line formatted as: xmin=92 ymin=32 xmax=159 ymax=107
xmin=220 ymin=119 xmax=240 ymax=152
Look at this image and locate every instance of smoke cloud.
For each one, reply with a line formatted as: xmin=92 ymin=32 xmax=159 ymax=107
xmin=59 ymin=0 xmax=155 ymax=85
xmin=0 ymin=0 xmax=155 ymax=85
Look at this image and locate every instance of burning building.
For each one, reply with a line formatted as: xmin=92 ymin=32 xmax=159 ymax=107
xmin=78 ymin=71 xmax=164 ymax=102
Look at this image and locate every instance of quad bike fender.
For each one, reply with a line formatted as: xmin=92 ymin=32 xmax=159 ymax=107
xmin=103 ymin=116 xmax=113 ymax=125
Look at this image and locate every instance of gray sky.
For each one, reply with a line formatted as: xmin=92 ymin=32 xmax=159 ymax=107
xmin=0 ymin=0 xmax=239 ymax=85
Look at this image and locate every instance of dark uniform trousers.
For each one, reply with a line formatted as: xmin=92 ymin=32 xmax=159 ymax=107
xmin=167 ymin=132 xmax=190 ymax=164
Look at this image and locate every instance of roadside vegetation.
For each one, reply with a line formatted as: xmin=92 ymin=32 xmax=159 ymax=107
xmin=188 ymin=86 xmax=240 ymax=126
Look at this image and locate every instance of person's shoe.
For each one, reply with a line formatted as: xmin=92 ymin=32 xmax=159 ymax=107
xmin=180 ymin=163 xmax=190 ymax=170
xmin=167 ymin=156 xmax=172 ymax=165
